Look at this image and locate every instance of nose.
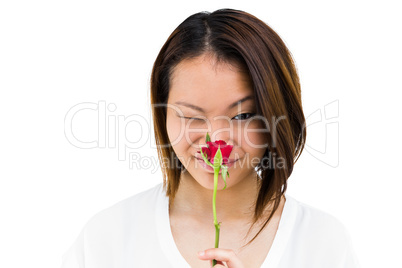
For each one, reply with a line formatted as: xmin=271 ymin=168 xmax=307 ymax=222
xmin=208 ymin=116 xmax=233 ymax=144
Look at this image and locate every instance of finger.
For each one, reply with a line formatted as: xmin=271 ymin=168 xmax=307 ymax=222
xmin=197 ymin=248 xmax=244 ymax=268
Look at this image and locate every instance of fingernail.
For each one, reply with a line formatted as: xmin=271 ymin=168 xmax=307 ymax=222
xmin=198 ymin=251 xmax=205 ymax=256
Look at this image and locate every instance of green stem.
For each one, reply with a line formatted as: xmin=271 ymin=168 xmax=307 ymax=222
xmin=212 ymin=166 xmax=220 ymax=266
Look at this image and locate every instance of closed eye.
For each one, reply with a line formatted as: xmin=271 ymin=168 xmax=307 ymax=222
xmin=180 ymin=116 xmax=205 ymax=121
xmin=179 ymin=113 xmax=256 ymax=121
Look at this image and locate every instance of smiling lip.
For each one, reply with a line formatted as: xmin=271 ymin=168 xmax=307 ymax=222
xmin=195 ymin=157 xmax=238 ymax=173
xmin=195 ymin=157 xmax=238 ymax=163
xmin=194 ymin=153 xmax=238 ymax=163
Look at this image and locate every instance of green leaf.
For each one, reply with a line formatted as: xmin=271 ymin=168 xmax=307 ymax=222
xmin=213 ymin=146 xmax=223 ymax=169
xmin=206 ymin=132 xmax=211 ymax=143
xmin=220 ymin=165 xmax=229 ymax=178
xmin=199 ymin=145 xmax=213 ymax=167
xmin=221 ymin=166 xmax=228 ymax=190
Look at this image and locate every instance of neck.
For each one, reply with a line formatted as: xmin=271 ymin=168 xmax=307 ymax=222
xmin=169 ymin=170 xmax=262 ymax=223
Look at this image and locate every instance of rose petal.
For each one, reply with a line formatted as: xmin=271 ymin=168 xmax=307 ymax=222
xmin=205 ymin=141 xmax=233 ymax=165
xmin=201 ymin=147 xmax=211 ymax=159
xmin=220 ymin=145 xmax=233 ymax=164
xmin=215 ymin=140 xmax=227 ymax=146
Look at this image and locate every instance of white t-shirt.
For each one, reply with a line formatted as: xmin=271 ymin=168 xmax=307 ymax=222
xmin=61 ymin=183 xmax=360 ymax=268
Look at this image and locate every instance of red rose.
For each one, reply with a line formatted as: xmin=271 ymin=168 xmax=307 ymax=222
xmin=198 ymin=140 xmax=233 ymax=165
xmin=196 ymin=133 xmax=233 ymax=266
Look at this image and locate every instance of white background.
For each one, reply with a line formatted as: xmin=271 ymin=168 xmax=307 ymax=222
xmin=1 ymin=0 xmax=401 ymax=267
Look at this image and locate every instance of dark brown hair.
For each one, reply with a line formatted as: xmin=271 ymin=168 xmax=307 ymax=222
xmin=150 ymin=8 xmax=306 ymax=247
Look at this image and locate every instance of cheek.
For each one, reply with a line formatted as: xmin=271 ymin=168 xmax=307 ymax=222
xmin=185 ymin=121 xmax=207 ymax=145
xmin=241 ymin=120 xmax=268 ymax=155
xmin=166 ymin=113 xmax=184 ymax=147
xmin=166 ymin=114 xmax=193 ymax=160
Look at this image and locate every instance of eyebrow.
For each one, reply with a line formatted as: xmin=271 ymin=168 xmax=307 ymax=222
xmin=174 ymin=95 xmax=254 ymax=113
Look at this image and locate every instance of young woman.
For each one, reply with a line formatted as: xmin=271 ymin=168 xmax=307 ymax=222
xmin=62 ymin=8 xmax=360 ymax=268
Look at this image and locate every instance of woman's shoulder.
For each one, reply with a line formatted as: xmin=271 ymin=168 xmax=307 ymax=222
xmin=83 ymin=182 xmax=164 ymax=231
xmin=286 ymin=194 xmax=350 ymax=234
xmin=285 ymin=194 xmax=356 ymax=252
xmin=62 ymin=183 xmax=166 ymax=267
xmin=104 ymin=182 xmax=164 ymax=213
xmin=280 ymin=194 xmax=360 ymax=266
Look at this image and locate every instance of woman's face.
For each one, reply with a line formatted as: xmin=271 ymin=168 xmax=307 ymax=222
xmin=166 ymin=54 xmax=268 ymax=190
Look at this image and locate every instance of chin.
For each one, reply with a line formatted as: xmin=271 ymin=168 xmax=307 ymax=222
xmin=183 ymin=158 xmax=245 ymax=190
xmin=198 ymin=180 xmax=228 ymax=191
xmin=195 ymin=171 xmax=235 ymax=191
